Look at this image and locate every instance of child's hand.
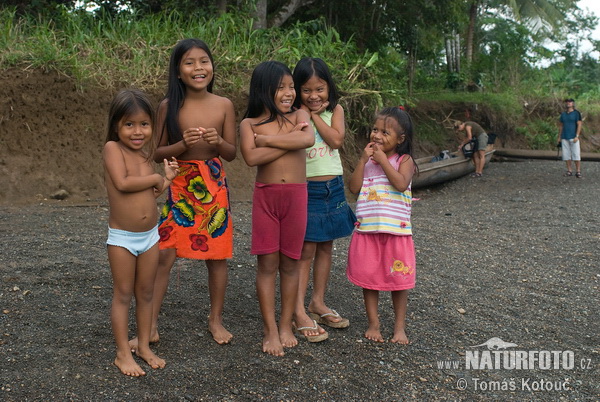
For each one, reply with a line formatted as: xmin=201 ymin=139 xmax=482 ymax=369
xmin=254 ymin=133 xmax=267 ymax=147
xmin=312 ymin=101 xmax=330 ymax=115
xmin=200 ymin=127 xmax=223 ymax=146
xmin=163 ymin=157 xmax=180 ymax=181
xmin=361 ymin=142 xmax=375 ymax=162
xmin=182 ymin=127 xmax=203 ymax=149
xmin=370 ymin=143 xmax=387 ymax=165
xmin=293 ymin=121 xmax=309 ymax=132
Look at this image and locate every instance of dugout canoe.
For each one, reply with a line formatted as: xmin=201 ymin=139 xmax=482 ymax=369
xmin=412 ymin=146 xmax=495 ymax=189
xmin=494 ymin=148 xmax=600 ymax=161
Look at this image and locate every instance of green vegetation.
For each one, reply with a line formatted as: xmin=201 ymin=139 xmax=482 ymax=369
xmin=1 ymin=3 xmax=598 ymax=152
xmin=0 ymin=8 xmax=404 ymax=139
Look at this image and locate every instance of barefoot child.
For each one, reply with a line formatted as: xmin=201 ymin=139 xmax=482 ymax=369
xmin=240 ymin=61 xmax=315 ymax=356
xmin=103 ymin=89 xmax=179 ymax=376
xmin=130 ymin=38 xmax=237 ymax=349
xmin=346 ymin=107 xmax=416 ymax=344
xmin=292 ymin=57 xmax=356 ymax=340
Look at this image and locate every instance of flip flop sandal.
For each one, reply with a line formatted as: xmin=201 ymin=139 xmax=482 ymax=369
xmin=309 ymin=310 xmax=350 ymax=329
xmin=564 ymin=171 xmax=573 ymax=177
xmin=576 ymin=172 xmax=582 ymax=178
xmin=294 ymin=320 xmax=329 ymax=342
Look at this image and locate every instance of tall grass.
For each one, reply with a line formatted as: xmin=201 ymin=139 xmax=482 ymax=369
xmin=0 ymin=7 xmax=406 ymax=141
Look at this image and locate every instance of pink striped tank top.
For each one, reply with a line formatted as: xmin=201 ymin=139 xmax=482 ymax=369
xmin=355 ymin=154 xmax=412 ymax=235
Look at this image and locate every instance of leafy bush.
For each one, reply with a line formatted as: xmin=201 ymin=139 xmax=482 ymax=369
xmin=515 ymin=119 xmax=557 ymax=150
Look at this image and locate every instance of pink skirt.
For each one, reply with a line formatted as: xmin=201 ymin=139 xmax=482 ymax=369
xmin=346 ymin=232 xmax=416 ymax=291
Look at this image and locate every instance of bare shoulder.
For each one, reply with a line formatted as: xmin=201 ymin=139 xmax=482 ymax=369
xmin=207 ymin=92 xmax=234 ymax=108
xmin=292 ymin=108 xmax=310 ymax=123
xmin=103 ymin=140 xmax=118 ymax=153
xmin=332 ymin=104 xmax=344 ymax=114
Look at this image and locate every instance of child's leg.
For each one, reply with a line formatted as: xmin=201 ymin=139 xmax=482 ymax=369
xmin=391 ymin=289 xmax=409 ymax=344
xmin=363 ymin=288 xmax=384 ymax=342
xmin=206 ymin=259 xmax=233 ymax=344
xmin=256 ymin=253 xmax=284 ymax=356
xmin=134 ymin=244 xmax=166 ymax=369
xmin=308 ymin=241 xmax=346 ymax=325
xmin=279 ymin=253 xmax=300 ymax=348
xmin=129 ymin=248 xmax=176 ymax=352
xmin=108 ymin=246 xmax=145 ymax=376
xmin=294 ymin=242 xmax=326 ymax=337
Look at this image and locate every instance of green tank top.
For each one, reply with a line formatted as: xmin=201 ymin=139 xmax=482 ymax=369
xmin=305 ymin=110 xmax=344 ymax=177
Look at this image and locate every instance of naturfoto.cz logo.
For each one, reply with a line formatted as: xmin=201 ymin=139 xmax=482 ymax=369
xmin=466 ymin=337 xmax=575 ymax=370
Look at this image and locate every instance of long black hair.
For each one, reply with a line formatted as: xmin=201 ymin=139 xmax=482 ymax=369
xmin=292 ymin=57 xmax=339 ymax=112
xmin=161 ymin=38 xmax=215 ymax=144
xmin=244 ymin=61 xmax=293 ymax=126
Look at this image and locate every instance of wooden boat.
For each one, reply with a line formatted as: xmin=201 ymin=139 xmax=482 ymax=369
xmin=494 ymin=148 xmax=600 ymax=161
xmin=412 ymin=145 xmax=495 ymax=189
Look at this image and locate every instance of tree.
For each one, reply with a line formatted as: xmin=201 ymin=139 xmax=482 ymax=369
xmin=251 ymin=0 xmax=316 ymax=29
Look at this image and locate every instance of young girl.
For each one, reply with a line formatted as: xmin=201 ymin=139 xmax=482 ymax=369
xmin=103 ymin=89 xmax=179 ymax=376
xmin=129 ymin=38 xmax=237 ymax=349
xmin=292 ymin=58 xmax=356 ymax=340
xmin=240 ymin=61 xmax=315 ymax=356
xmin=346 ymin=107 xmax=416 ymax=344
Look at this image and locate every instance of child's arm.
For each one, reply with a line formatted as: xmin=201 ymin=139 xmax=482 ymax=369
xmin=154 ymin=157 xmax=180 ymax=198
xmin=103 ymin=142 xmax=163 ymax=192
xmin=240 ymin=119 xmax=287 ymax=167
xmin=198 ymin=98 xmax=237 ymax=161
xmin=348 ymin=142 xmax=374 ymax=194
xmin=153 ymin=101 xmax=189 ymax=162
xmin=371 ymin=146 xmax=415 ymax=192
xmin=253 ymin=110 xmax=315 ymax=150
xmin=311 ymin=103 xmax=345 ymax=149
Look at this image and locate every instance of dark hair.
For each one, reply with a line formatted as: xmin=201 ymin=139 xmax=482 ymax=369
xmin=161 ymin=38 xmax=215 ymax=144
xmin=375 ymin=106 xmax=414 ymax=158
xmin=292 ymin=57 xmax=339 ymax=112
xmin=564 ymin=98 xmax=575 ymax=102
xmin=106 ymin=89 xmax=155 ymax=159
xmin=244 ymin=61 xmax=294 ymax=126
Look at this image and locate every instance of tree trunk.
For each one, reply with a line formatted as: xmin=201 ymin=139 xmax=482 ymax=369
xmin=269 ymin=0 xmax=315 ymax=28
xmin=466 ymin=0 xmax=478 ymax=65
xmin=445 ymin=38 xmax=453 ymax=73
xmin=253 ymin=0 xmax=267 ymax=30
xmin=216 ymin=0 xmax=227 ymax=14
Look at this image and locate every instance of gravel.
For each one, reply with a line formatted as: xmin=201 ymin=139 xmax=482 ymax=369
xmin=1 ymin=158 xmax=598 ymax=401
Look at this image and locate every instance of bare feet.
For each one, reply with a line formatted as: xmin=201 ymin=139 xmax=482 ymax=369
xmin=391 ymin=328 xmax=409 ymax=344
xmin=114 ymin=352 xmax=146 ymax=377
xmin=365 ymin=324 xmax=385 ymax=343
xmin=279 ymin=327 xmax=298 ymax=348
xmin=262 ymin=331 xmax=284 ymax=357
xmin=208 ymin=317 xmax=233 ymax=345
xmin=129 ymin=330 xmax=159 ymax=353
xmin=136 ymin=347 xmax=166 ymax=369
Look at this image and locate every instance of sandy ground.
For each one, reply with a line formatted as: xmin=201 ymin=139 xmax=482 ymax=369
xmin=1 ymin=158 xmax=599 ymax=401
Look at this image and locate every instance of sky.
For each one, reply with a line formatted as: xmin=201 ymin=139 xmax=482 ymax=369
xmin=578 ymin=0 xmax=600 ymax=44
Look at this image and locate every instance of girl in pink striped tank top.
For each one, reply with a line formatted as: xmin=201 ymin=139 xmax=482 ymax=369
xmin=346 ymin=106 xmax=416 ymax=344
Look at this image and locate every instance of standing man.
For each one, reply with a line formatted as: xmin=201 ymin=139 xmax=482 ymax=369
xmin=455 ymin=121 xmax=488 ymax=178
xmin=558 ymin=98 xmax=583 ymax=178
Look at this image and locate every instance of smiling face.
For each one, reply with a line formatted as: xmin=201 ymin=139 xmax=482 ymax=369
xmin=178 ymin=47 xmax=214 ymax=92
xmin=116 ymin=109 xmax=152 ymax=151
xmin=299 ymin=75 xmax=329 ymax=111
xmin=370 ymin=116 xmax=405 ymax=157
xmin=275 ymin=74 xmax=295 ymax=113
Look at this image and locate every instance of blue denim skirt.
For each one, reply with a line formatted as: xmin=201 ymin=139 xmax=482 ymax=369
xmin=305 ymin=176 xmax=356 ymax=242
